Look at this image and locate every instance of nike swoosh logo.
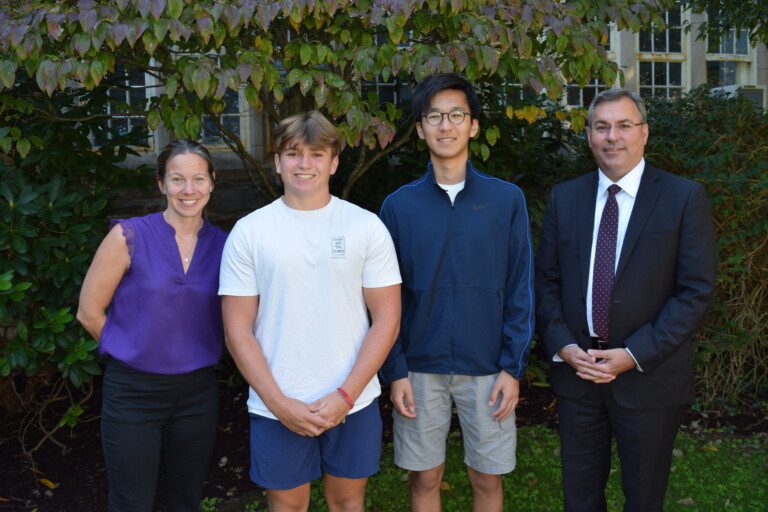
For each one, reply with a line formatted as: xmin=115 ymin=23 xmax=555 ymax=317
xmin=473 ymin=203 xmax=494 ymax=210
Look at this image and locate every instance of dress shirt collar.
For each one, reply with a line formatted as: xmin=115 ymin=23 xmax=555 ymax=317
xmin=597 ymin=158 xmax=645 ymax=199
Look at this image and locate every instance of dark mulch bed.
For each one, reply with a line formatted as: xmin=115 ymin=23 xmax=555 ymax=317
xmin=1 ymin=377 xmax=765 ymax=512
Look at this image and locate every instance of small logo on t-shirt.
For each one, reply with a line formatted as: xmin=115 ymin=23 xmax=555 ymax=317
xmin=331 ymin=236 xmax=346 ymax=258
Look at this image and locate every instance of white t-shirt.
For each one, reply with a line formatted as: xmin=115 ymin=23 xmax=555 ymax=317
xmin=439 ymin=180 xmax=465 ymax=205
xmin=219 ymin=196 xmax=402 ymax=419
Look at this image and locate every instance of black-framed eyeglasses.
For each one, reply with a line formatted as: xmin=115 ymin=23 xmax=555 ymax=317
xmin=422 ymin=109 xmax=470 ymax=126
xmin=590 ymin=122 xmax=646 ymax=135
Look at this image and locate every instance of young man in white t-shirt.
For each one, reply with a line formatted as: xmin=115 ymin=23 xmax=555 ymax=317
xmin=219 ymin=111 xmax=402 ymax=512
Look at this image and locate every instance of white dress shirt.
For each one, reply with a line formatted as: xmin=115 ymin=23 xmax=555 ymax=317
xmin=586 ymin=159 xmax=644 ymax=336
xmin=554 ymin=158 xmax=645 ymax=370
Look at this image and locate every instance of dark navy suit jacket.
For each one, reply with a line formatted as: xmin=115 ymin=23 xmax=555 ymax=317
xmin=535 ymin=165 xmax=716 ymax=409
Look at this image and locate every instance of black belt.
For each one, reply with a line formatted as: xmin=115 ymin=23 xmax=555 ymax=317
xmin=590 ymin=336 xmax=608 ymax=351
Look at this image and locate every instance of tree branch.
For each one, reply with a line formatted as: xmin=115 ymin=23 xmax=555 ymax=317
xmin=201 ymin=99 xmax=279 ymax=198
xmin=341 ymin=123 xmax=415 ymax=199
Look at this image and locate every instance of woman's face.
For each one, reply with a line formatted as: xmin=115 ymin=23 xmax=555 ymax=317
xmin=157 ymin=152 xmax=214 ymax=221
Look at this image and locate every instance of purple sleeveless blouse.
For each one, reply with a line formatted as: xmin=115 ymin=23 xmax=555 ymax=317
xmin=99 ymin=212 xmax=228 ymax=374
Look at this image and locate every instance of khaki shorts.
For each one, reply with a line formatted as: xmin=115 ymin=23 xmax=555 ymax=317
xmin=393 ymin=372 xmax=517 ymax=475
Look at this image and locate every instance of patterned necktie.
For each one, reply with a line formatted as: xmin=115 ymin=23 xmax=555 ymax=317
xmin=592 ymin=184 xmax=621 ymax=340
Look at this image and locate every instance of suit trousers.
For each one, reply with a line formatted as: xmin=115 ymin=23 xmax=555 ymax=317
xmin=101 ymin=359 xmax=219 ymax=512
xmin=557 ymin=384 xmax=683 ymax=512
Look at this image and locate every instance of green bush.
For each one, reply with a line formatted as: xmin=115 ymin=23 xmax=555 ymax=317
xmin=644 ymin=87 xmax=768 ymax=409
xmin=0 ymin=78 xmax=151 ymax=446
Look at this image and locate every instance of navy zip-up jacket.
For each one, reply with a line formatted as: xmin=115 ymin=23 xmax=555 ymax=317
xmin=379 ymin=161 xmax=534 ymax=383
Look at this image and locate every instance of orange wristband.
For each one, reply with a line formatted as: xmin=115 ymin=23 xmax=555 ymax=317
xmin=336 ymin=387 xmax=354 ymax=409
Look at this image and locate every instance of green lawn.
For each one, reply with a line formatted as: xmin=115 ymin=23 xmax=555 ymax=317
xmin=203 ymin=426 xmax=768 ymax=511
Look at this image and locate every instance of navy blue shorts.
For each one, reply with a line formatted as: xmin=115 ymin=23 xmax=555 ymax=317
xmin=249 ymin=401 xmax=382 ymax=490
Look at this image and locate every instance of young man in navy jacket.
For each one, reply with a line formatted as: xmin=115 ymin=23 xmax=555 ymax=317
xmin=380 ymin=73 xmax=534 ymax=512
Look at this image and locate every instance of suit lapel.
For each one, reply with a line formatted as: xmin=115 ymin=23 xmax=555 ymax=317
xmin=578 ymin=172 xmax=599 ymax=297
xmin=616 ymin=166 xmax=662 ymax=280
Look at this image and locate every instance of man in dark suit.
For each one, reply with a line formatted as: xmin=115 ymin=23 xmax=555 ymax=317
xmin=535 ymin=89 xmax=716 ymax=511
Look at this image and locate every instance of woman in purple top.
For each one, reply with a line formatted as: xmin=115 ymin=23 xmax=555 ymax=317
xmin=77 ymin=139 xmax=228 ymax=512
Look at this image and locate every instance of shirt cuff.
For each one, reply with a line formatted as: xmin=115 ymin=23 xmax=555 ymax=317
xmin=625 ymin=347 xmax=643 ymax=372
xmin=553 ymin=344 xmax=578 ymax=362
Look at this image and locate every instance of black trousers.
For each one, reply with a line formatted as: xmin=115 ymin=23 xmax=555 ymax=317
xmin=101 ymin=359 xmax=219 ymax=512
xmin=557 ymin=385 xmax=684 ymax=512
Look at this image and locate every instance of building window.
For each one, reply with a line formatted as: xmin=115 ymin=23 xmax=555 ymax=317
xmin=706 ymin=26 xmax=751 ymax=89
xmin=200 ymin=88 xmax=243 ymax=147
xmin=361 ymin=34 xmax=409 ymax=108
xmin=638 ymin=6 xmax=684 ymax=99
xmin=708 ymin=27 xmax=749 ymax=56
xmin=362 ymin=76 xmax=406 ymax=107
xmin=567 ymin=79 xmax=608 ymax=108
xmin=639 ymin=7 xmax=682 ymax=53
xmin=639 ymin=61 xmax=683 ymax=98
xmin=706 ymin=61 xmax=737 ymax=87
xmin=94 ymin=63 xmax=150 ymax=147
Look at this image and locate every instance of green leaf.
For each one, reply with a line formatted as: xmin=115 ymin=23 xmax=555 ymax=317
xmin=12 ymin=347 xmax=28 ymax=368
xmin=0 ymin=359 xmax=11 ymax=377
xmin=15 ymin=282 xmax=32 ymax=292
xmin=16 ymin=187 xmax=37 ymax=205
xmin=68 ymin=365 xmax=83 ymax=387
xmin=149 ymin=0 xmax=166 ymax=20
xmin=192 ymin=66 xmax=210 ymax=99
xmin=73 ymin=33 xmax=91 ymax=57
xmin=212 ymin=23 xmax=227 ymax=47
xmin=273 ymin=85 xmax=284 ymax=104
xmin=0 ymin=137 xmax=12 ymax=153
xmin=89 ymin=60 xmax=105 ymax=86
xmin=153 ymin=18 xmax=170 ymax=41
xmin=73 ymin=61 xmax=89 ymax=84
xmin=485 ymin=126 xmax=498 ymax=146
xmin=316 ymin=45 xmax=328 ymax=64
xmin=299 ymin=71 xmax=313 ymax=96
xmin=17 ymin=138 xmax=31 ymax=159
xmin=244 ymin=83 xmax=260 ymax=107
xmin=167 ymin=0 xmax=183 ymax=19
xmin=170 ymin=108 xmax=186 ymax=136
xmin=17 ymin=321 xmax=28 ymax=340
xmin=223 ymin=5 xmax=241 ymax=33
xmin=28 ymin=135 xmax=44 ymax=149
xmin=142 ymin=30 xmax=159 ymax=56
xmin=185 ymin=115 xmax=201 ymax=139
xmin=147 ymin=109 xmax=161 ymax=130
xmin=386 ymin=102 xmax=396 ymax=121
xmin=286 ymin=68 xmax=302 ymax=87
xmin=79 ymin=360 xmax=102 ymax=376
xmin=386 ymin=17 xmax=404 ymax=45
xmin=0 ymin=60 xmax=17 ymax=89
xmin=196 ymin=16 xmax=213 ymax=45
xmin=35 ymin=60 xmax=56 ymax=96
xmin=300 ymin=44 xmax=313 ymax=66
xmin=480 ymin=143 xmax=490 ymax=161
xmin=165 ymin=74 xmax=179 ymax=98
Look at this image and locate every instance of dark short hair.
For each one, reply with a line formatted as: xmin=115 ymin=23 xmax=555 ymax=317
xmin=587 ymin=89 xmax=647 ymax=126
xmin=157 ymin=139 xmax=215 ymax=181
xmin=411 ymin=73 xmax=481 ymax=122
xmin=273 ymin=110 xmax=342 ymax=157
